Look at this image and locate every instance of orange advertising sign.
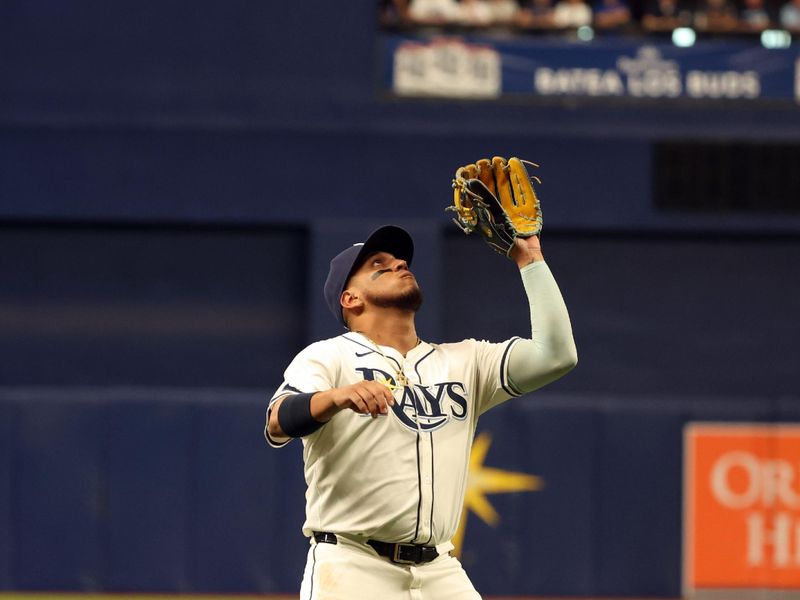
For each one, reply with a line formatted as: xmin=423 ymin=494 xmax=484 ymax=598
xmin=684 ymin=423 xmax=800 ymax=595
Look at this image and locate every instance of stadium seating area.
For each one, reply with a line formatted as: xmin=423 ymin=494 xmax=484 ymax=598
xmin=379 ymin=0 xmax=800 ymax=34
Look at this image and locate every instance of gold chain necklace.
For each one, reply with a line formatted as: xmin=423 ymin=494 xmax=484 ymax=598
xmin=357 ymin=333 xmax=420 ymax=390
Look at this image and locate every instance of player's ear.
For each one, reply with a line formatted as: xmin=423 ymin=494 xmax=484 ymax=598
xmin=340 ymin=289 xmax=363 ymax=310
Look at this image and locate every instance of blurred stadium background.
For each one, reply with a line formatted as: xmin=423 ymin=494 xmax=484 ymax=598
xmin=1 ymin=0 xmax=800 ymax=598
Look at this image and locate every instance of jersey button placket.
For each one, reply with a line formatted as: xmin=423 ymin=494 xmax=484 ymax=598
xmin=406 ymin=356 xmax=433 ymax=544
xmin=417 ymin=433 xmax=433 ymax=543
xmin=412 ymin=360 xmax=435 ymax=544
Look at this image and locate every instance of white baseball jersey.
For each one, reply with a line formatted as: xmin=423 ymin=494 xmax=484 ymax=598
xmin=266 ymin=332 xmax=522 ymax=546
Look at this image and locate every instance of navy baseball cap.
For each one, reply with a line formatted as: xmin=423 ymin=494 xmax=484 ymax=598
xmin=324 ymin=225 xmax=414 ymax=327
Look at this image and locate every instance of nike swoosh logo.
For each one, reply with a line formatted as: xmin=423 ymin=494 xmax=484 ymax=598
xmin=355 ymin=351 xmax=376 ymax=357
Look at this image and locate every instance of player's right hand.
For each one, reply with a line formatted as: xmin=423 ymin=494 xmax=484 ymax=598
xmin=314 ymin=381 xmax=396 ymax=420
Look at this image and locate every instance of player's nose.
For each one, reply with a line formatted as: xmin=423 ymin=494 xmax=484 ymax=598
xmin=392 ymin=259 xmax=409 ymax=271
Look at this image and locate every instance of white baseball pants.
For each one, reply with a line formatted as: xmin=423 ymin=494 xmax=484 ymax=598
xmin=299 ymin=536 xmax=482 ymax=600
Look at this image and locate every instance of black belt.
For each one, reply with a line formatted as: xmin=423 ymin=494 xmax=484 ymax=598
xmin=313 ymin=531 xmax=439 ymax=565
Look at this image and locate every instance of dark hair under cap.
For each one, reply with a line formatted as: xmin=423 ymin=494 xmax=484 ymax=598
xmin=323 ymin=225 xmax=414 ymax=328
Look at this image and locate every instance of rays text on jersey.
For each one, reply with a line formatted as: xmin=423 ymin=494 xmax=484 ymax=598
xmin=356 ymin=367 xmax=468 ymax=431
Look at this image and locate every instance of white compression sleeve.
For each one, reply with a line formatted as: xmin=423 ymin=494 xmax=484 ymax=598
xmin=507 ymin=261 xmax=578 ymax=394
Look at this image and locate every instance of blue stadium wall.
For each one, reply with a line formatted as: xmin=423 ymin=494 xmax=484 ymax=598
xmin=1 ymin=1 xmax=799 ymax=597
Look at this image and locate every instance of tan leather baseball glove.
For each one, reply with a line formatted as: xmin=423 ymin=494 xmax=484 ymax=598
xmin=448 ymin=156 xmax=543 ymax=256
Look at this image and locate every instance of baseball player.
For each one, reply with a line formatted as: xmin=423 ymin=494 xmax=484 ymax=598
xmin=265 ymin=224 xmax=576 ymax=600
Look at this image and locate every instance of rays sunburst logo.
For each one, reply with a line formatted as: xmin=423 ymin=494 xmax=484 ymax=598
xmin=453 ymin=431 xmax=544 ymax=556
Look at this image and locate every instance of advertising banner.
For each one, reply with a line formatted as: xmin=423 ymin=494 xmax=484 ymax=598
xmin=382 ymin=33 xmax=800 ymax=103
xmin=684 ymin=424 xmax=800 ymax=597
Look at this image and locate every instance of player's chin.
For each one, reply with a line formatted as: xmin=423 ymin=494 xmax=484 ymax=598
xmin=395 ymin=287 xmax=423 ymax=312
xmin=368 ymin=287 xmax=423 ymax=312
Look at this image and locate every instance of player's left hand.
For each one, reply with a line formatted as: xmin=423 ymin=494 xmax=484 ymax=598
xmin=448 ymin=156 xmax=543 ymax=257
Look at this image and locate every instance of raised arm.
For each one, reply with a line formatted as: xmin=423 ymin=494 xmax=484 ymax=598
xmin=506 ymin=235 xmax=578 ymax=393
